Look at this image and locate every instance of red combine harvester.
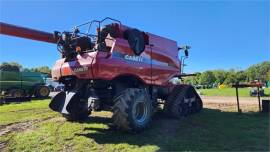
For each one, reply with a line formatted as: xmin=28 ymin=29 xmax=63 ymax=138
xmin=0 ymin=18 xmax=202 ymax=131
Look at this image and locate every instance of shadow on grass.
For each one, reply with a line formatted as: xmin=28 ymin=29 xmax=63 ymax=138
xmin=75 ymin=108 xmax=269 ymax=151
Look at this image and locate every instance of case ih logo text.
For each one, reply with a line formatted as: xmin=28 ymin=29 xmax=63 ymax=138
xmin=73 ymin=66 xmax=88 ymax=73
xmin=124 ymin=55 xmax=143 ymax=62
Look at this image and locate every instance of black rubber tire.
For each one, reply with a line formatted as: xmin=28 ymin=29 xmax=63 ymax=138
xmin=194 ymin=92 xmax=203 ymax=112
xmin=10 ymin=89 xmax=24 ymax=98
xmin=34 ymin=86 xmax=50 ymax=98
xmin=112 ymin=88 xmax=152 ymax=132
xmin=164 ymin=85 xmax=182 ymax=116
xmin=164 ymin=85 xmax=203 ymax=119
xmin=164 ymin=85 xmax=188 ymax=118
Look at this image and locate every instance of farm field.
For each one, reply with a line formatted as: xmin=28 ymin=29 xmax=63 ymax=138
xmin=0 ymin=98 xmax=269 ymax=152
xmin=199 ymin=88 xmax=270 ymax=97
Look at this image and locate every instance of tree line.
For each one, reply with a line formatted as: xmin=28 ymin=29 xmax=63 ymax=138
xmin=0 ymin=62 xmax=51 ymax=74
xmin=184 ymin=61 xmax=270 ymax=86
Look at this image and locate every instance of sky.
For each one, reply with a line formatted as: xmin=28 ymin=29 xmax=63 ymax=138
xmin=0 ymin=0 xmax=269 ymax=73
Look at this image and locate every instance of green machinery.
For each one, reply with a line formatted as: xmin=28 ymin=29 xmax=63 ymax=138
xmin=0 ymin=71 xmax=50 ymax=98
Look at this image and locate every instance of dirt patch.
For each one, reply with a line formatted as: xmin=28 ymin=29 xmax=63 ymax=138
xmin=0 ymin=141 xmax=8 ymax=151
xmin=201 ymin=96 xmax=263 ymax=105
xmin=7 ymin=108 xmax=49 ymax=113
xmin=0 ymin=116 xmax=56 ymax=151
xmin=0 ymin=116 xmax=56 ymax=136
xmin=201 ymin=96 xmax=265 ymax=112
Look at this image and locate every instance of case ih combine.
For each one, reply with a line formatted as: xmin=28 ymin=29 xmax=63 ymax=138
xmin=0 ymin=18 xmax=202 ymax=131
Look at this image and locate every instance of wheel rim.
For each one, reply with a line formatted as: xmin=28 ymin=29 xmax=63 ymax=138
xmin=133 ymin=101 xmax=148 ymax=124
xmin=40 ymin=87 xmax=49 ymax=96
xmin=14 ymin=91 xmax=22 ymax=98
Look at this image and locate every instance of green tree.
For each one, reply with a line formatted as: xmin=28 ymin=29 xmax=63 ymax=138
xmin=183 ymin=77 xmax=193 ymax=85
xmin=199 ymin=71 xmax=216 ymax=85
xmin=235 ymin=70 xmax=247 ymax=82
xmin=266 ymin=69 xmax=270 ymax=81
xmin=194 ymin=72 xmax=201 ymax=85
xmin=212 ymin=70 xmax=227 ymax=84
xmin=183 ymin=72 xmax=201 ymax=85
xmin=246 ymin=61 xmax=270 ymax=82
xmin=0 ymin=62 xmax=22 ymax=71
xmin=30 ymin=66 xmax=51 ymax=74
xmin=224 ymin=74 xmax=234 ymax=85
xmin=258 ymin=61 xmax=270 ymax=82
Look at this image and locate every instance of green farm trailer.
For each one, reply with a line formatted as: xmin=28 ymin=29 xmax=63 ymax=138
xmin=0 ymin=71 xmax=50 ymax=98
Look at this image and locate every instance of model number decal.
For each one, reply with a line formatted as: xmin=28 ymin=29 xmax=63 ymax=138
xmin=124 ymin=55 xmax=143 ymax=62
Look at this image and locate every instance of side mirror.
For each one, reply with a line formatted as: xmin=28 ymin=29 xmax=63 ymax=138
xmin=178 ymin=45 xmax=191 ymax=57
xmin=184 ymin=49 xmax=189 ymax=57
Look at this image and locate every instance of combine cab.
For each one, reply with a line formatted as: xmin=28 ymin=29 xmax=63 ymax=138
xmin=0 ymin=18 xmax=202 ymax=131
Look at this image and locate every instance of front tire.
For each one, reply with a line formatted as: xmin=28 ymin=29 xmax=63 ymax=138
xmin=112 ymin=88 xmax=152 ymax=132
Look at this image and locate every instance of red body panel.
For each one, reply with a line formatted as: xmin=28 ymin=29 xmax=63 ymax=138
xmin=52 ymin=52 xmax=97 ymax=80
xmin=52 ymin=31 xmax=181 ymax=86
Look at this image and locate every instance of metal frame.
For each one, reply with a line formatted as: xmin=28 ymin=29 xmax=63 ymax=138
xmin=232 ymin=82 xmax=263 ymax=113
xmin=74 ymin=17 xmax=122 ymax=35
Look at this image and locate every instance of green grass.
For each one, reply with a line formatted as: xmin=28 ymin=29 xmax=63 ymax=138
xmin=0 ymin=99 xmax=269 ymax=151
xmin=199 ymin=88 xmax=270 ymax=97
xmin=0 ymin=100 xmax=59 ymax=125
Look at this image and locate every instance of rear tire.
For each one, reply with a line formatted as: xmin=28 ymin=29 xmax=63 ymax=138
xmin=10 ymin=89 xmax=24 ymax=98
xmin=34 ymin=86 xmax=50 ymax=98
xmin=164 ymin=85 xmax=203 ymax=118
xmin=194 ymin=95 xmax=203 ymax=112
xmin=112 ymin=88 xmax=152 ymax=132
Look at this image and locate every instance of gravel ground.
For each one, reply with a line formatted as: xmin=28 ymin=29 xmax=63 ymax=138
xmin=201 ymin=96 xmax=266 ymax=105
